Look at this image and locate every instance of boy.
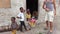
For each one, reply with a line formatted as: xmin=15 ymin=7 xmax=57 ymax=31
xmin=11 ymin=17 xmax=18 ymax=34
xmin=17 ymin=7 xmax=27 ymax=32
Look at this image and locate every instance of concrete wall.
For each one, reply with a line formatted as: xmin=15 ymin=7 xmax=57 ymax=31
xmin=0 ymin=0 xmax=26 ymax=26
xmin=0 ymin=0 xmax=60 ymax=26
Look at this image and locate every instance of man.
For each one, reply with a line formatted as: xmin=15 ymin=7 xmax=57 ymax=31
xmin=43 ymin=0 xmax=56 ymax=32
xmin=17 ymin=7 xmax=27 ymax=32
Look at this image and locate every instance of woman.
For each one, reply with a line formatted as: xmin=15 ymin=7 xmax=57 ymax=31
xmin=43 ymin=0 xmax=56 ymax=32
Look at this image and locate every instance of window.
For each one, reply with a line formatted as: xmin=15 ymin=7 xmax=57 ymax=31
xmin=0 ymin=0 xmax=11 ymax=8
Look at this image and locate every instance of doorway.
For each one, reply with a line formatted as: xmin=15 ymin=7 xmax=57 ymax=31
xmin=26 ymin=0 xmax=38 ymax=19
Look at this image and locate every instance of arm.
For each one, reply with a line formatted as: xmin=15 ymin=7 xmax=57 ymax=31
xmin=17 ymin=13 xmax=22 ymax=19
xmin=11 ymin=24 xmax=13 ymax=30
xmin=17 ymin=16 xmax=21 ymax=19
xmin=53 ymin=0 xmax=56 ymax=15
xmin=17 ymin=16 xmax=22 ymax=19
xmin=42 ymin=1 xmax=46 ymax=9
xmin=42 ymin=1 xmax=49 ymax=11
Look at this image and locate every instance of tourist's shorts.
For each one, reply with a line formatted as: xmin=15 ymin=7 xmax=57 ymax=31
xmin=45 ymin=11 xmax=54 ymax=22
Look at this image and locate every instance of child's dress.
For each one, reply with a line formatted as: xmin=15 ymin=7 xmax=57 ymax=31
xmin=29 ymin=18 xmax=36 ymax=27
xmin=26 ymin=13 xmax=31 ymax=21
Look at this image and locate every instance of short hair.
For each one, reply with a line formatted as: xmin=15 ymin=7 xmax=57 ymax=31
xmin=20 ymin=7 xmax=23 ymax=10
xmin=11 ymin=17 xmax=16 ymax=20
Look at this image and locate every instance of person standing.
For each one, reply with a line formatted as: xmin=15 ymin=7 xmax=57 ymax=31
xmin=26 ymin=9 xmax=31 ymax=21
xmin=43 ymin=0 xmax=56 ymax=32
xmin=17 ymin=7 xmax=27 ymax=32
xmin=26 ymin=9 xmax=32 ymax=30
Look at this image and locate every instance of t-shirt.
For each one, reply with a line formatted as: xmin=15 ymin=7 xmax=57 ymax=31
xmin=26 ymin=14 xmax=31 ymax=19
xmin=17 ymin=12 xmax=24 ymax=21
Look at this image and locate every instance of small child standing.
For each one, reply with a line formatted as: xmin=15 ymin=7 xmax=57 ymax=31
xmin=11 ymin=17 xmax=18 ymax=34
xmin=26 ymin=9 xmax=31 ymax=21
xmin=26 ymin=9 xmax=32 ymax=30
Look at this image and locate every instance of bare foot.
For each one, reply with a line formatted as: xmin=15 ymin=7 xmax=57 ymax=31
xmin=50 ymin=30 xmax=53 ymax=32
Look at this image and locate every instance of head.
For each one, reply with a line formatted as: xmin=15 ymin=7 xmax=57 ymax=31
xmin=27 ymin=9 xmax=30 ymax=12
xmin=27 ymin=9 xmax=30 ymax=14
xmin=11 ymin=17 xmax=16 ymax=23
xmin=20 ymin=7 xmax=24 ymax=12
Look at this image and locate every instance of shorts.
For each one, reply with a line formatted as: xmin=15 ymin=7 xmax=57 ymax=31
xmin=12 ymin=30 xmax=16 ymax=34
xmin=45 ymin=11 xmax=54 ymax=22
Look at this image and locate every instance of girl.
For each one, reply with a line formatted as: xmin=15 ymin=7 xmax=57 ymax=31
xmin=29 ymin=17 xmax=36 ymax=28
xmin=26 ymin=9 xmax=31 ymax=21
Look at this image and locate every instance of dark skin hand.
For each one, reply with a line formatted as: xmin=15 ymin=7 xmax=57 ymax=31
xmin=17 ymin=17 xmax=22 ymax=19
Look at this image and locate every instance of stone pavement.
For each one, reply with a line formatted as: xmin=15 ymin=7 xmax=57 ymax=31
xmin=0 ymin=16 xmax=60 ymax=34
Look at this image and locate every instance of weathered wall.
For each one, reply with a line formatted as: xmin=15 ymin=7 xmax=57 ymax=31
xmin=0 ymin=0 xmax=60 ymax=26
xmin=0 ymin=0 xmax=26 ymax=26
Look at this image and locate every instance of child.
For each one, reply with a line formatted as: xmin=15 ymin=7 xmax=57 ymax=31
xmin=29 ymin=17 xmax=36 ymax=28
xmin=26 ymin=9 xmax=31 ymax=21
xmin=26 ymin=9 xmax=32 ymax=30
xmin=11 ymin=17 xmax=18 ymax=34
xmin=17 ymin=7 xmax=27 ymax=32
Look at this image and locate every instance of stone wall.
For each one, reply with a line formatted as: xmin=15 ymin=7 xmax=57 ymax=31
xmin=0 ymin=0 xmax=60 ymax=26
xmin=0 ymin=0 xmax=26 ymax=26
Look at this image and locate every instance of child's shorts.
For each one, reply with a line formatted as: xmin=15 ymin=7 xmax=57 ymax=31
xmin=12 ymin=30 xmax=16 ymax=34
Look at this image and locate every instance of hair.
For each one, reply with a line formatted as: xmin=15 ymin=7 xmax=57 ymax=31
xmin=11 ymin=17 xmax=16 ymax=20
xmin=20 ymin=7 xmax=23 ymax=10
xmin=27 ymin=9 xmax=30 ymax=14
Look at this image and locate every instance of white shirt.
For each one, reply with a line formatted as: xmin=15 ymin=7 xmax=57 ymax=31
xmin=17 ymin=12 xmax=24 ymax=21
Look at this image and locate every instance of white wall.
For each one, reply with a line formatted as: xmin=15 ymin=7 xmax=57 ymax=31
xmin=0 ymin=0 xmax=26 ymax=26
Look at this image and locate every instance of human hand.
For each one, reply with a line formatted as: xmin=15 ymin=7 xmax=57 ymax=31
xmin=45 ymin=8 xmax=50 ymax=12
xmin=54 ymin=11 xmax=56 ymax=16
